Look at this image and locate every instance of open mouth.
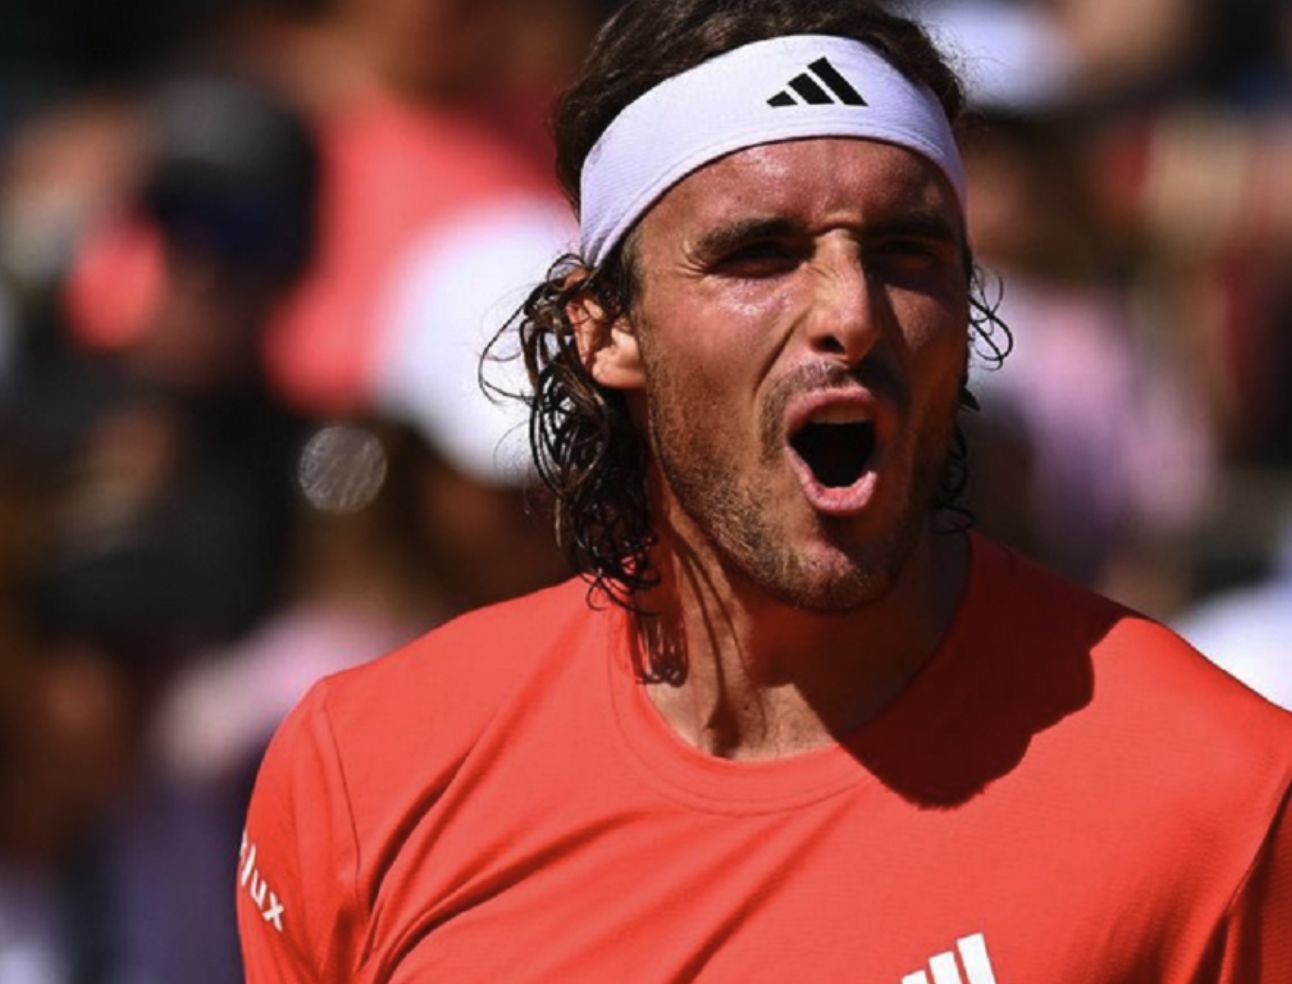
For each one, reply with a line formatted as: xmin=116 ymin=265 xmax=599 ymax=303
xmin=789 ymin=419 xmax=877 ymax=488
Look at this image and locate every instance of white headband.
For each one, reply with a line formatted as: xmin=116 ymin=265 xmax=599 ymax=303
xmin=578 ymin=34 xmax=966 ymax=268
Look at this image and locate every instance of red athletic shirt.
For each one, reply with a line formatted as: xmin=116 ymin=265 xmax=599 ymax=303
xmin=238 ymin=535 xmax=1292 ymax=982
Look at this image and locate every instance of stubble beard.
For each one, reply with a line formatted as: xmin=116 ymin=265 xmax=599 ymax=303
xmin=644 ymin=359 xmax=961 ymax=614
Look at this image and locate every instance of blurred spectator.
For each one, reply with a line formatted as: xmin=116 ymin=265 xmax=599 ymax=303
xmin=0 ymin=423 xmax=134 ymax=984
xmin=959 ymin=108 xmax=1214 ymax=592
xmin=0 ymin=99 xmax=141 ymax=302
xmin=254 ymin=0 xmax=582 ymax=487
xmin=1097 ymin=107 xmax=1292 ymax=468
xmin=45 ymin=75 xmax=317 ymax=661
xmin=1052 ymin=0 xmax=1202 ymax=98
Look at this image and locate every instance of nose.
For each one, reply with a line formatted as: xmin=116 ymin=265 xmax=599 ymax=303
xmin=803 ymin=239 xmax=881 ymax=365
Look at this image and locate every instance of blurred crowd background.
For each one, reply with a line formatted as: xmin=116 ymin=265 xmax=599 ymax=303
xmin=0 ymin=0 xmax=1287 ymax=979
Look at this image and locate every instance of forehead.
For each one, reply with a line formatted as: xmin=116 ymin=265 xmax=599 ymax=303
xmin=637 ymin=137 xmax=962 ymax=245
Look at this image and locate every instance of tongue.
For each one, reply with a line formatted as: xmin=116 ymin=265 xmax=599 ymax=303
xmin=791 ymin=421 xmax=874 ymax=488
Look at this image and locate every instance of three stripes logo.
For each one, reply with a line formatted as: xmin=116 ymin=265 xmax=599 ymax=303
xmin=901 ymin=932 xmax=999 ymax=984
xmin=767 ymin=57 xmax=867 ymax=108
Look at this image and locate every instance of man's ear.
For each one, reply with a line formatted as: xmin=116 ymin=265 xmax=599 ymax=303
xmin=568 ymin=289 xmax=646 ymax=391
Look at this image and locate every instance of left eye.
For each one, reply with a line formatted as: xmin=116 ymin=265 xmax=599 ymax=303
xmin=867 ymin=239 xmax=954 ymax=276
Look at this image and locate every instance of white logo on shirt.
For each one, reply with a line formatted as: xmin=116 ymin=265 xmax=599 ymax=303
xmin=902 ymin=932 xmax=998 ymax=984
xmin=240 ymin=830 xmax=286 ymax=933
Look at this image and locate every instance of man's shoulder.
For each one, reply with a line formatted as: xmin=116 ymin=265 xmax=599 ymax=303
xmin=1095 ymin=605 xmax=1292 ymax=776
xmin=970 ymin=539 xmax=1292 ymax=885
xmin=980 ymin=535 xmax=1292 ymax=778
xmin=975 ymin=535 xmax=1129 ymax=637
xmin=254 ymin=576 xmax=609 ymax=839
xmin=311 ymin=575 xmax=600 ymax=729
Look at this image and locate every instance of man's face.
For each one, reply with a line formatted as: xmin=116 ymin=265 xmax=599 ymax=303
xmin=617 ymin=138 xmax=970 ymax=611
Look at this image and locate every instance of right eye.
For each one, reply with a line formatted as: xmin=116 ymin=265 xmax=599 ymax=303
xmin=714 ymin=240 xmax=801 ymax=278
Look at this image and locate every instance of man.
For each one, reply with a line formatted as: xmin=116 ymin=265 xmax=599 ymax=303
xmin=238 ymin=2 xmax=1292 ymax=980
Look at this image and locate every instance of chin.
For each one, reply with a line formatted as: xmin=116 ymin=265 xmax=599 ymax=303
xmin=745 ymin=533 xmax=915 ymax=613
xmin=765 ymin=568 xmax=896 ymax=614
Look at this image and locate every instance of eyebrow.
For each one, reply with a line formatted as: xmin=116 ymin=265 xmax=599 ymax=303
xmin=863 ymin=211 xmax=962 ymax=247
xmin=690 ymin=216 xmax=801 ymax=260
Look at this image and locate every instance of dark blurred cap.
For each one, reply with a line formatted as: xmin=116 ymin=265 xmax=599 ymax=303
xmin=141 ymin=74 xmax=319 ymax=283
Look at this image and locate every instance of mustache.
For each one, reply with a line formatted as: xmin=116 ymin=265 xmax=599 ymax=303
xmin=759 ymin=358 xmax=907 ymax=453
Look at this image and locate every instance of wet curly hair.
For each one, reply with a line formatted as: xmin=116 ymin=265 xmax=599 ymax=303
xmin=488 ymin=0 xmax=1012 ymax=609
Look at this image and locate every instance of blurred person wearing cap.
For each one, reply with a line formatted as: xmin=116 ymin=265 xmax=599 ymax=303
xmin=234 ymin=0 xmax=587 ymax=602
xmin=239 ymin=2 xmax=1292 ymax=981
xmin=250 ymin=0 xmax=584 ymax=452
xmin=55 ymin=74 xmax=317 ymax=659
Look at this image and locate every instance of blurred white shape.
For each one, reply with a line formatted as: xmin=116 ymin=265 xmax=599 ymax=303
xmin=1176 ymin=516 xmax=1292 ymax=711
xmin=297 ymin=424 xmax=388 ymax=515
xmin=911 ymin=0 xmax=1077 ymax=110
xmin=370 ymin=196 xmax=576 ymax=486
xmin=1 ymin=189 xmax=90 ymax=288
xmin=0 ymin=867 xmax=67 ymax=984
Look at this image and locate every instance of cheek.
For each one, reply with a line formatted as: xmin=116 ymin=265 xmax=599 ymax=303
xmin=645 ymin=341 xmax=747 ymax=417
xmin=911 ymin=316 xmax=968 ymax=373
xmin=640 ymin=282 xmax=795 ymax=391
xmin=893 ymin=286 xmax=970 ymax=371
xmin=891 ymin=307 xmax=970 ymax=425
xmin=708 ymin=277 xmax=800 ymax=332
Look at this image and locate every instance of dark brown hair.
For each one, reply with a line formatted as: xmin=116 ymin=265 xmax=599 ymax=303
xmin=489 ymin=0 xmax=1011 ymax=609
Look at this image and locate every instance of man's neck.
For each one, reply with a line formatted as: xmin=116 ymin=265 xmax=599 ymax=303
xmin=636 ymin=526 xmax=969 ymax=761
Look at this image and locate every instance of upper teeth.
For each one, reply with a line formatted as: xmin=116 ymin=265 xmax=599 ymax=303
xmin=808 ymin=405 xmax=869 ymax=425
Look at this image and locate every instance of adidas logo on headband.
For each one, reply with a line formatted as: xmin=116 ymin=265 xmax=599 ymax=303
xmin=767 ymin=57 xmax=867 ymax=107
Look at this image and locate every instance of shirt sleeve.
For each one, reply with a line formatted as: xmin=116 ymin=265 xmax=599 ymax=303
xmin=237 ymin=680 xmax=363 ymax=982
xmin=1213 ymin=783 xmax=1292 ymax=982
